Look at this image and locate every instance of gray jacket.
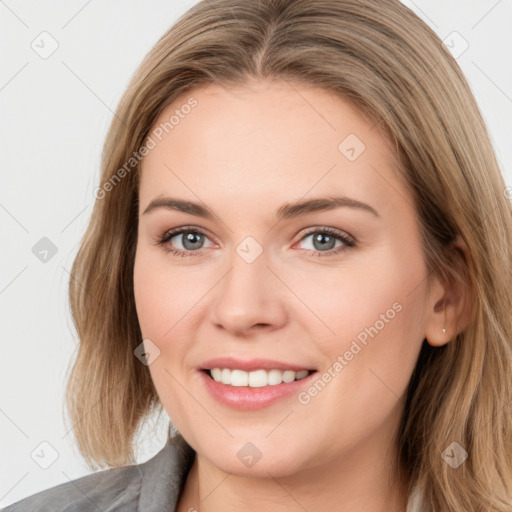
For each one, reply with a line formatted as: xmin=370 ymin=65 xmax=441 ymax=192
xmin=1 ymin=434 xmax=196 ymax=512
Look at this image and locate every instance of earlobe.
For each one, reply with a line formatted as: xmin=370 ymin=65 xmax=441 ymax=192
xmin=425 ymin=297 xmax=451 ymax=347
xmin=424 ymin=234 xmax=474 ymax=347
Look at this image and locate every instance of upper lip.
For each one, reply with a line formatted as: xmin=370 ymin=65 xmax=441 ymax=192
xmin=200 ymin=357 xmax=316 ymax=372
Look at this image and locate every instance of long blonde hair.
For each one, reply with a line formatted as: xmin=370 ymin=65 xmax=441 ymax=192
xmin=66 ymin=0 xmax=512 ymax=509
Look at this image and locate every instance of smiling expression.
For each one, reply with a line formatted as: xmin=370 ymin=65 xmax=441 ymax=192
xmin=133 ymin=78 xmax=434 ymax=477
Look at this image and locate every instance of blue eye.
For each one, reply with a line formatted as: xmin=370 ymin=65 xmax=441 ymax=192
xmin=156 ymin=226 xmax=355 ymax=258
xmin=297 ymin=227 xmax=355 ymax=257
xmin=157 ymin=227 xmax=214 ymax=257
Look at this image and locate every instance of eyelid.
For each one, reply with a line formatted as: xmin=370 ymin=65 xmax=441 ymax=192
xmin=156 ymin=225 xmax=356 ymax=258
xmin=158 ymin=225 xmax=217 ymax=246
xmin=293 ymin=226 xmax=355 ymax=253
xmin=295 ymin=225 xmax=355 ymax=243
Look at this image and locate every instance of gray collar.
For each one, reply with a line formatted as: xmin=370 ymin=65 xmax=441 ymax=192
xmin=138 ymin=433 xmax=196 ymax=512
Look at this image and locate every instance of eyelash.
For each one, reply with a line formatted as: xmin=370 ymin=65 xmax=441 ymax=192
xmin=155 ymin=225 xmax=356 ymax=259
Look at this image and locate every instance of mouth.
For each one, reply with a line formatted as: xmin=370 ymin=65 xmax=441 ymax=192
xmin=198 ymin=366 xmax=318 ymax=410
xmin=197 ymin=357 xmax=318 ymax=409
xmin=202 ymin=368 xmax=316 ymax=387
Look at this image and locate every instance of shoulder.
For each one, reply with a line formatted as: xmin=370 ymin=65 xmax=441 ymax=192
xmin=1 ymin=464 xmax=142 ymax=512
xmin=1 ymin=434 xmax=195 ymax=512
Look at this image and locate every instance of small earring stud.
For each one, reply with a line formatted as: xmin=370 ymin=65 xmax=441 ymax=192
xmin=442 ymin=328 xmax=446 ymax=334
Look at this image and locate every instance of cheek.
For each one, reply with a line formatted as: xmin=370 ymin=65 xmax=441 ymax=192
xmin=133 ymin=249 xmax=198 ymax=420
xmin=133 ymin=246 xmax=209 ymax=398
xmin=303 ymin=247 xmax=427 ymax=395
xmin=133 ymin=247 xmax=196 ymax=338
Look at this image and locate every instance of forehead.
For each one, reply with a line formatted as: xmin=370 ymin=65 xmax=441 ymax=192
xmin=138 ymin=80 xmax=408 ymax=221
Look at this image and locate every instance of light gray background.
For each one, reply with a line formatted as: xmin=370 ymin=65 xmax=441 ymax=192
xmin=1 ymin=0 xmax=511 ymax=507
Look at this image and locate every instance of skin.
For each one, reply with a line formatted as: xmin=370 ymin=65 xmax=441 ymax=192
xmin=133 ymin=79 xmax=468 ymax=512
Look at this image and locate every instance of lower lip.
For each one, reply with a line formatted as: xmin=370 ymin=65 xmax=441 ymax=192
xmin=198 ymin=370 xmax=317 ymax=410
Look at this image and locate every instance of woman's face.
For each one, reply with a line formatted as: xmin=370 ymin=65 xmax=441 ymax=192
xmin=133 ymin=79 xmax=437 ymax=477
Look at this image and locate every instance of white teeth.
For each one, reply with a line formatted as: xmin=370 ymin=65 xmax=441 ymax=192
xmin=267 ymin=369 xmax=283 ymax=385
xmin=230 ymin=369 xmax=248 ymax=387
xmin=282 ymin=370 xmax=296 ymax=383
xmin=208 ymin=368 xmax=311 ymax=387
xmin=221 ymin=368 xmax=230 ymax=385
xmin=249 ymin=369 xmax=267 ymax=387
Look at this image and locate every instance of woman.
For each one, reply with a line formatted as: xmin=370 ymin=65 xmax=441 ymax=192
xmin=4 ymin=0 xmax=512 ymax=510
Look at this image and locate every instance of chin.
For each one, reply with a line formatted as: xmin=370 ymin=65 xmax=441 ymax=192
xmin=196 ymin=438 xmax=309 ymax=477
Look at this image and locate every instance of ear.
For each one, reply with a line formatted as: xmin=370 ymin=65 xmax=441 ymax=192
xmin=424 ymin=234 xmax=474 ymax=347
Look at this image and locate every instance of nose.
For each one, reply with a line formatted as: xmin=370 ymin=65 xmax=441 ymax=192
xmin=210 ymin=249 xmax=288 ymax=337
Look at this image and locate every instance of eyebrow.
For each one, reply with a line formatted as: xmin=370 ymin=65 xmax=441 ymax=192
xmin=142 ymin=195 xmax=380 ymax=220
